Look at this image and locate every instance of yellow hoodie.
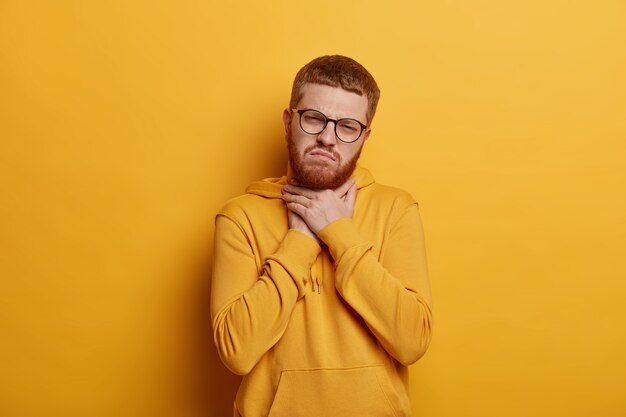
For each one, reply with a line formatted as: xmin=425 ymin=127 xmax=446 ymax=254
xmin=211 ymin=166 xmax=432 ymax=417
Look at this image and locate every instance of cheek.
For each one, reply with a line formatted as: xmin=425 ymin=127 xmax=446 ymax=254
xmin=288 ymin=136 xmax=308 ymax=158
xmin=295 ymin=138 xmax=309 ymax=153
xmin=293 ymin=134 xmax=314 ymax=152
xmin=338 ymin=146 xmax=356 ymax=161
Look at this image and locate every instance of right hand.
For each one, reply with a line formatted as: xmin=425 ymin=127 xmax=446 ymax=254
xmin=282 ymin=179 xmax=357 ymax=235
xmin=286 ymin=209 xmax=320 ymax=244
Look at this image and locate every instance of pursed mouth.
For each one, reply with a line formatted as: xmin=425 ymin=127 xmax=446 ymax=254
xmin=308 ymin=150 xmax=337 ymax=162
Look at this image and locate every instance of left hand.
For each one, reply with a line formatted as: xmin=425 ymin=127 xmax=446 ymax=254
xmin=282 ymin=179 xmax=357 ymax=235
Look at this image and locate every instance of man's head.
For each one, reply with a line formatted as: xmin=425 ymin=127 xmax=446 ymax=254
xmin=284 ymin=55 xmax=380 ymax=189
xmin=289 ymin=55 xmax=380 ymax=125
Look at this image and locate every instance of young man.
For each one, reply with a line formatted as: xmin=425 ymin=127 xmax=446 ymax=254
xmin=211 ymin=55 xmax=433 ymax=417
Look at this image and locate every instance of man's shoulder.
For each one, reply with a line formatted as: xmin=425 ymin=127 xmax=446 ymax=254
xmin=364 ymin=182 xmax=418 ymax=209
xmin=216 ymin=192 xmax=282 ymax=225
xmin=217 ymin=175 xmax=286 ymax=218
xmin=355 ymin=166 xmax=418 ymax=209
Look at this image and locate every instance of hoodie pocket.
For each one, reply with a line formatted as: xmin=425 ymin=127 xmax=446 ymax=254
xmin=267 ymin=365 xmax=404 ymax=417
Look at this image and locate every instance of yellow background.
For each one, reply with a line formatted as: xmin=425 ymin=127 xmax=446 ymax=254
xmin=1 ymin=1 xmax=625 ymax=416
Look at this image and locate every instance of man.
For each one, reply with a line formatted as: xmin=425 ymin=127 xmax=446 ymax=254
xmin=211 ymin=55 xmax=433 ymax=417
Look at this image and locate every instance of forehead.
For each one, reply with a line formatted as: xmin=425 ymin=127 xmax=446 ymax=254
xmin=297 ymin=83 xmax=369 ymax=121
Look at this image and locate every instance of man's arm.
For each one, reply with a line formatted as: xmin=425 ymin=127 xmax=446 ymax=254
xmin=318 ymin=200 xmax=433 ymax=365
xmin=211 ymin=211 xmax=320 ymax=375
xmin=283 ymin=184 xmax=432 ymax=365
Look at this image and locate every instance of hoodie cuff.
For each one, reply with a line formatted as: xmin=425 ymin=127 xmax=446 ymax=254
xmin=317 ymin=218 xmax=372 ymax=262
xmin=281 ymin=229 xmax=322 ymax=264
xmin=269 ymin=229 xmax=321 ymax=298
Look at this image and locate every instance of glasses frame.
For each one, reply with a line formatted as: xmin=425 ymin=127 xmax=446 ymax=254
xmin=291 ymin=108 xmax=368 ymax=143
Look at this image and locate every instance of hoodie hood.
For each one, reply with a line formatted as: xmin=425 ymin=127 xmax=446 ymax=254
xmin=245 ymin=165 xmax=376 ymax=199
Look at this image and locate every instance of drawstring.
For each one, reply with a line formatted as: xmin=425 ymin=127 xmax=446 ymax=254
xmin=311 ymin=252 xmax=324 ymax=294
xmin=312 ymin=277 xmax=321 ymax=294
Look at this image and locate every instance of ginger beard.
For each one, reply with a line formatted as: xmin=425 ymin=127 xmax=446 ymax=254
xmin=287 ymin=134 xmax=362 ymax=190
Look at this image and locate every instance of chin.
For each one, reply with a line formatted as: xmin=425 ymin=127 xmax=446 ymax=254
xmin=287 ymin=139 xmax=361 ymax=189
xmin=294 ymin=165 xmax=354 ymax=190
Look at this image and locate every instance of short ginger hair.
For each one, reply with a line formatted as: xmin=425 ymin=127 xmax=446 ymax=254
xmin=289 ymin=55 xmax=381 ymax=125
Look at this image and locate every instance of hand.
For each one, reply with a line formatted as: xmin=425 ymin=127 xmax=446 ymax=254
xmin=282 ymin=179 xmax=357 ymax=235
xmin=286 ymin=209 xmax=320 ymax=243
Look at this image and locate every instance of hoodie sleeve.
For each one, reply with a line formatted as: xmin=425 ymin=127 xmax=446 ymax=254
xmin=211 ymin=211 xmax=321 ymax=375
xmin=317 ymin=195 xmax=433 ymax=366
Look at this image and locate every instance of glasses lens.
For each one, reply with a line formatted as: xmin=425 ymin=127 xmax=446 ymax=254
xmin=336 ymin=119 xmax=362 ymax=143
xmin=300 ymin=110 xmax=327 ymax=135
xmin=297 ymin=109 xmax=364 ymax=143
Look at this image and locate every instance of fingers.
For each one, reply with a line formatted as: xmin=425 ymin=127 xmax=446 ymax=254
xmin=282 ymin=184 xmax=316 ymax=199
xmin=282 ymin=191 xmax=310 ymax=207
xmin=285 ymin=201 xmax=306 ymax=217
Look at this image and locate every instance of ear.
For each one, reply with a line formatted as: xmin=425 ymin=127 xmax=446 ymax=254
xmin=282 ymin=109 xmax=292 ymax=135
xmin=362 ymin=127 xmax=372 ymax=143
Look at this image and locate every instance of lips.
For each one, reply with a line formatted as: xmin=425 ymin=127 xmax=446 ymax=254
xmin=308 ymin=149 xmax=337 ymax=162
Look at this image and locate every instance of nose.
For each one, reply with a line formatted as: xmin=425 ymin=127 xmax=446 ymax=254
xmin=317 ymin=121 xmax=337 ymax=146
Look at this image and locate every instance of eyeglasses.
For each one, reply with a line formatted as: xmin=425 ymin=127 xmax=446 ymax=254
xmin=291 ymin=109 xmax=367 ymax=143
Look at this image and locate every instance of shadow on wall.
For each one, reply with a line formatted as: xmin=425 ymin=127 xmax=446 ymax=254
xmin=203 ymin=125 xmax=287 ymax=415
xmin=206 ymin=283 xmax=242 ymax=416
xmin=176 ymin=227 xmax=241 ymax=416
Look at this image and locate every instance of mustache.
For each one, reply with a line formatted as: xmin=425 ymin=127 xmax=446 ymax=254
xmin=304 ymin=145 xmax=341 ymax=161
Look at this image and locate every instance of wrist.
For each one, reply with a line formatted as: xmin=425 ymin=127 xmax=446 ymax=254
xmin=291 ymin=227 xmax=320 ymax=244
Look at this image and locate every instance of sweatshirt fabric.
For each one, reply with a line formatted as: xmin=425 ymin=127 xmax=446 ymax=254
xmin=211 ymin=166 xmax=433 ymax=417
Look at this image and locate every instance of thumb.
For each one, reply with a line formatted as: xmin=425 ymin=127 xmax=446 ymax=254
xmin=345 ymin=182 xmax=357 ymax=209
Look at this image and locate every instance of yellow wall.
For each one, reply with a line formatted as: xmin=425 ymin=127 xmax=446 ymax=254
xmin=1 ymin=1 xmax=624 ymax=416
